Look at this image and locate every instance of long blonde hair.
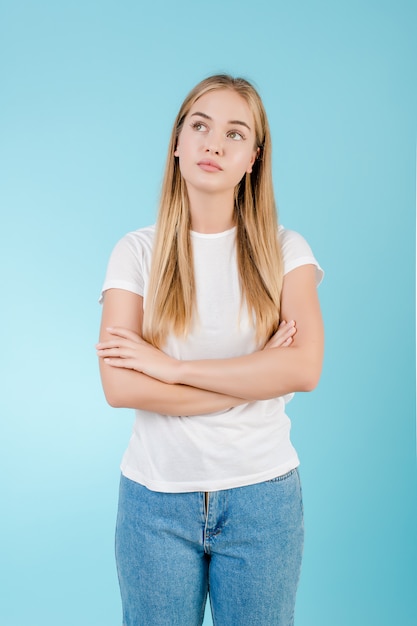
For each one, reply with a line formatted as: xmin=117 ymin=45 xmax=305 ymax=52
xmin=142 ymin=75 xmax=283 ymax=347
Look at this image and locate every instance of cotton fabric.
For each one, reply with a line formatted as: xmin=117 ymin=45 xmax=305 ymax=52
xmin=100 ymin=225 xmax=323 ymax=493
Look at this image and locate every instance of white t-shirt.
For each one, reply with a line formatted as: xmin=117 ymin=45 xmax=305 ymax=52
xmin=100 ymin=225 xmax=323 ymax=493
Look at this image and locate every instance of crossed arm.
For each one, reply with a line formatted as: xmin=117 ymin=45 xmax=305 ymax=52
xmin=97 ymin=264 xmax=324 ymax=414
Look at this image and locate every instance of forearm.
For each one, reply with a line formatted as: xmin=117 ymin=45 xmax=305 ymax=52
xmin=99 ymin=359 xmax=247 ymax=415
xmin=176 ymin=343 xmax=323 ymax=401
xmin=173 ymin=264 xmax=323 ymax=401
xmin=98 ymin=267 xmax=323 ymax=405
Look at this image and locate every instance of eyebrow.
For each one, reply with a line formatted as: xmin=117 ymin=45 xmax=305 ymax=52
xmin=190 ymin=111 xmax=252 ymax=132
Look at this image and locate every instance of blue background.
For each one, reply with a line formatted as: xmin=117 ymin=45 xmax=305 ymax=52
xmin=1 ymin=1 xmax=416 ymax=624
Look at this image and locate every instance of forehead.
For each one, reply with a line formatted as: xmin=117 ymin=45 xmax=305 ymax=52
xmin=188 ymin=89 xmax=254 ymax=127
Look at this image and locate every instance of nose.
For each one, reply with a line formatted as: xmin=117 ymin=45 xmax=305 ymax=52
xmin=205 ymin=132 xmax=224 ymax=156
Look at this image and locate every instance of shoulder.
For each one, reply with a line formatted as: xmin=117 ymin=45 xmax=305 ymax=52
xmin=113 ymin=224 xmax=156 ymax=256
xmin=278 ymin=224 xmax=311 ymax=253
xmin=99 ymin=225 xmax=156 ymax=302
xmin=278 ymin=225 xmax=324 ymax=285
xmin=106 ymin=225 xmax=156 ymax=267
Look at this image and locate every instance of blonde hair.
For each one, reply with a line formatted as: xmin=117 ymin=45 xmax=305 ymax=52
xmin=143 ymin=74 xmax=283 ymax=347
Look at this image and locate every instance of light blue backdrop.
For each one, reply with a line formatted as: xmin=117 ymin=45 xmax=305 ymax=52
xmin=1 ymin=1 xmax=416 ymax=625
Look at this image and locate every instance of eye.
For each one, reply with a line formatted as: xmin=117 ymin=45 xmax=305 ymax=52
xmin=227 ymin=130 xmax=245 ymax=141
xmin=191 ymin=121 xmax=207 ymax=132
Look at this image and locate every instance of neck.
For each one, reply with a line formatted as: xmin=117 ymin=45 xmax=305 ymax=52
xmin=187 ymin=187 xmax=235 ymax=234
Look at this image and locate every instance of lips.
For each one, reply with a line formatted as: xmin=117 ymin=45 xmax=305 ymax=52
xmin=197 ymin=159 xmax=223 ymax=172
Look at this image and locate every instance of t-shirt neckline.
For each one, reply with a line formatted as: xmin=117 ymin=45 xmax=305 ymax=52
xmin=190 ymin=226 xmax=236 ymax=239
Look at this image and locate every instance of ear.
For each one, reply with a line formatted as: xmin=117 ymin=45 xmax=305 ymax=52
xmin=246 ymin=147 xmax=260 ymax=173
xmin=174 ymin=147 xmax=179 ymax=157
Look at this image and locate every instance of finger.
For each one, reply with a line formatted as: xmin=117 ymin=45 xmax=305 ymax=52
xmin=273 ymin=323 xmax=296 ymax=342
xmin=280 ymin=321 xmax=296 ymax=336
xmin=96 ymin=347 xmax=135 ymax=359
xmin=96 ymin=338 xmax=137 ymax=350
xmin=278 ymin=319 xmax=295 ymax=331
xmin=274 ymin=335 xmax=293 ymax=349
xmin=285 ymin=325 xmax=296 ymax=338
xmin=265 ymin=326 xmax=296 ymax=349
xmin=103 ymin=357 xmax=136 ymax=370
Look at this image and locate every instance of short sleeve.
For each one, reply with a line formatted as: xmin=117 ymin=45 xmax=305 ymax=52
xmin=98 ymin=228 xmax=155 ymax=303
xmin=279 ymin=226 xmax=324 ymax=286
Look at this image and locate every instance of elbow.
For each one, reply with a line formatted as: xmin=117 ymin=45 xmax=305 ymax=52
xmin=299 ymin=376 xmax=319 ymax=393
xmin=99 ymin=362 xmax=131 ymax=408
xmin=297 ymin=360 xmax=323 ymax=393
xmin=103 ymin=388 xmax=125 ymax=408
xmin=100 ymin=374 xmax=129 ymax=408
xmin=101 ymin=377 xmax=149 ymax=410
xmin=107 ymin=397 xmax=124 ymax=409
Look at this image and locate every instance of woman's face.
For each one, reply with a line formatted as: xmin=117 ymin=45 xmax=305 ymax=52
xmin=174 ymin=89 xmax=258 ymax=198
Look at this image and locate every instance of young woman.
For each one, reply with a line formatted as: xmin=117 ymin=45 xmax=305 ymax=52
xmin=97 ymin=74 xmax=324 ymax=626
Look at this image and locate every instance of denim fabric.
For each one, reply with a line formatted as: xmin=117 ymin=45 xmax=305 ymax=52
xmin=115 ymin=469 xmax=304 ymax=626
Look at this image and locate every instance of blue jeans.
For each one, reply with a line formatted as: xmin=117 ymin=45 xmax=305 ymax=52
xmin=115 ymin=469 xmax=304 ymax=626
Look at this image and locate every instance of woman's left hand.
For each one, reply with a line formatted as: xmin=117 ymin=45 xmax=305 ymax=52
xmin=96 ymin=327 xmax=179 ymax=384
xmin=263 ymin=320 xmax=296 ymax=350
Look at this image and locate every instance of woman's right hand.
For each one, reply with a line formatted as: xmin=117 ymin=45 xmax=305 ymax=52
xmin=263 ymin=320 xmax=296 ymax=350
